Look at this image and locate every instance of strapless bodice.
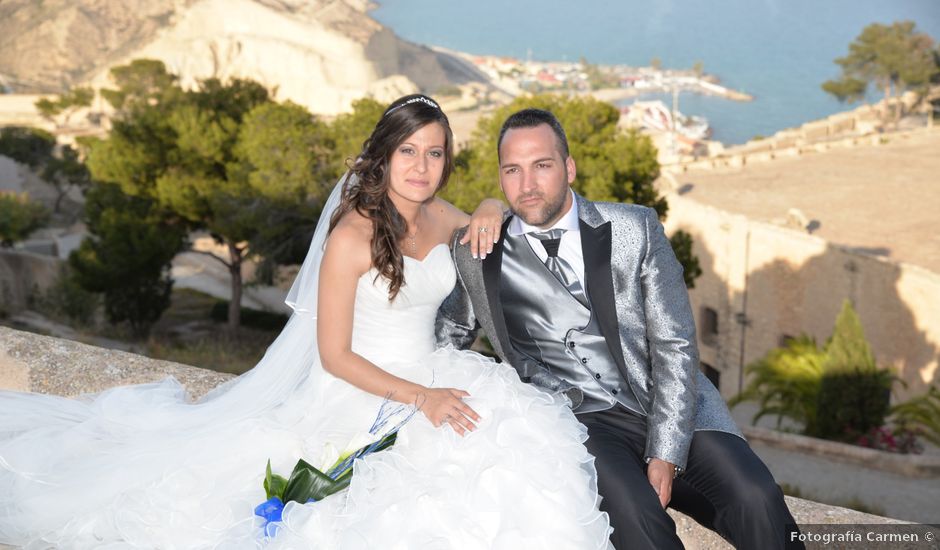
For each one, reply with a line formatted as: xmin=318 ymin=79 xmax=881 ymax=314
xmin=351 ymin=244 xmax=456 ymax=365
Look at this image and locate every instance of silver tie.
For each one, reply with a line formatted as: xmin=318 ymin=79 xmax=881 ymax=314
xmin=530 ymin=229 xmax=590 ymax=308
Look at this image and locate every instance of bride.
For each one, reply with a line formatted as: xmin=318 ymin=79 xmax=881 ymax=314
xmin=0 ymin=94 xmax=612 ymax=549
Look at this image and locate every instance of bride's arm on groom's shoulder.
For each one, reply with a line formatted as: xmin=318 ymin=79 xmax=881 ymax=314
xmin=430 ymin=196 xmax=506 ymax=259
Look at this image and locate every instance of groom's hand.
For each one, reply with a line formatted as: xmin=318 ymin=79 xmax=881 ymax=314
xmin=646 ymin=458 xmax=676 ymax=508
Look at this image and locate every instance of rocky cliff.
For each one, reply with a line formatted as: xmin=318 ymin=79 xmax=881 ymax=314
xmin=0 ymin=0 xmax=488 ymax=114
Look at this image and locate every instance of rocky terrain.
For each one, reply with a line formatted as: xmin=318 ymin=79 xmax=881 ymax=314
xmin=0 ymin=0 xmax=489 ymax=114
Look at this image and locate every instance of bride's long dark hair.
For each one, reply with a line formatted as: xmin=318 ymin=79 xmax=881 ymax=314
xmin=328 ymin=94 xmax=455 ymax=300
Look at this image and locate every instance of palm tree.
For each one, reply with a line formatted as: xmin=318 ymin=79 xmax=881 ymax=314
xmin=729 ymin=336 xmax=825 ymax=433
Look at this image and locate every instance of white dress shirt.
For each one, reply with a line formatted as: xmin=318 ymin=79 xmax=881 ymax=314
xmin=507 ymin=190 xmax=586 ymax=289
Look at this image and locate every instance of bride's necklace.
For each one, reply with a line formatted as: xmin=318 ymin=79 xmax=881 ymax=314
xmin=405 ymin=217 xmax=420 ymax=254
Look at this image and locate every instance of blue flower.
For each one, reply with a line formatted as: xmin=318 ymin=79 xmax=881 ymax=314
xmin=254 ymin=496 xmax=284 ymax=537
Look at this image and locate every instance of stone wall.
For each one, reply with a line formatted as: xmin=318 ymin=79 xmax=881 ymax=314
xmin=663 ymin=193 xmax=940 ymax=402
xmin=675 ymin=94 xmax=928 ymax=172
xmin=0 ymin=326 xmax=920 ymax=549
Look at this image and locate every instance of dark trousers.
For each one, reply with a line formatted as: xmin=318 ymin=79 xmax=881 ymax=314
xmin=579 ymin=405 xmax=802 ymax=550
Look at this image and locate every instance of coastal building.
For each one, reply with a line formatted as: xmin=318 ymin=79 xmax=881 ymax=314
xmin=662 ymin=128 xmax=940 ymax=402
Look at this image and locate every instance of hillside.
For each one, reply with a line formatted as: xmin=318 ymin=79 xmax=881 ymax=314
xmin=0 ymin=0 xmax=488 ymax=114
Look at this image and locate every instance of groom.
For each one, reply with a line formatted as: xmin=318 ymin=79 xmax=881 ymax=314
xmin=436 ymin=108 xmax=800 ymax=549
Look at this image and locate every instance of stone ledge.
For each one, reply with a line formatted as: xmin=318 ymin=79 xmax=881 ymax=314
xmin=743 ymin=425 xmax=940 ymax=478
xmin=0 ymin=327 xmax=917 ymax=548
xmin=0 ymin=326 xmax=233 ymax=400
xmin=670 ymin=496 xmax=913 ymax=550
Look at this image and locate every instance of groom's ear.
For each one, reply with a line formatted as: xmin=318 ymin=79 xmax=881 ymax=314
xmin=565 ymin=156 xmax=577 ymax=184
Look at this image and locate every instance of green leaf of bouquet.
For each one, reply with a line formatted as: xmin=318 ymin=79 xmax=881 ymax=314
xmin=283 ymin=459 xmax=342 ymax=504
xmin=371 ymin=432 xmax=398 ymax=453
xmin=263 ymin=459 xmax=288 ymax=500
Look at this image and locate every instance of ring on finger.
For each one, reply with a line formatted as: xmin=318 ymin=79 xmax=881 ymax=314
xmin=478 ymin=227 xmax=488 ymax=233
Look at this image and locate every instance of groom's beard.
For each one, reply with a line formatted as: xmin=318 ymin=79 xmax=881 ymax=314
xmin=509 ymin=189 xmax=569 ymax=228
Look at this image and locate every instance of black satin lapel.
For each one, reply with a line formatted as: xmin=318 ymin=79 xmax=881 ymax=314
xmin=580 ymin=220 xmax=629 ymax=373
xmin=483 ymin=217 xmax=513 ymax=353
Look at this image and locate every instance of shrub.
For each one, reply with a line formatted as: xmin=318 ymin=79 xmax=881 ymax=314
xmin=38 ymin=265 xmax=100 ymax=326
xmin=729 ymin=336 xmax=825 ymax=432
xmin=210 ymin=301 xmax=288 ymax=332
xmin=891 ymin=386 xmax=940 ymax=447
xmin=813 ymin=300 xmax=894 ymax=441
xmin=68 ymin=183 xmax=183 ymax=338
xmin=0 ymin=192 xmax=49 ymax=246
xmin=733 ymin=300 xmax=899 ymax=445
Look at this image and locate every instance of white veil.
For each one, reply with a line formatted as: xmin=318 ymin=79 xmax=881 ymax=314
xmin=284 ymin=172 xmax=348 ymax=318
xmin=0 ymin=173 xmax=352 ymax=545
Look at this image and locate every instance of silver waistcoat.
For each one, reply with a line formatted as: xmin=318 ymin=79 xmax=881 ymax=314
xmin=499 ymin=234 xmax=644 ymax=415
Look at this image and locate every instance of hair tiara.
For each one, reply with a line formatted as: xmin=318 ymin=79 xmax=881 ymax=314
xmin=384 ymin=96 xmax=441 ymax=117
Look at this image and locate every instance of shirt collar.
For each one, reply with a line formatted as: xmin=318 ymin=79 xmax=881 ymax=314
xmin=508 ymin=189 xmax=579 ymax=236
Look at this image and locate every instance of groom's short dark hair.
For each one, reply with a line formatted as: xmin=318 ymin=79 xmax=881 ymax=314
xmin=498 ymin=108 xmax=570 ymax=160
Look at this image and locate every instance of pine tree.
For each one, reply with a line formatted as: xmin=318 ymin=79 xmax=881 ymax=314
xmin=822 ymin=21 xmax=939 ymax=125
xmin=815 ymin=300 xmax=893 ymax=441
xmin=87 ymin=60 xmax=339 ymax=328
xmin=823 ymin=299 xmax=876 ymax=373
xmin=69 ymin=183 xmax=184 ymax=338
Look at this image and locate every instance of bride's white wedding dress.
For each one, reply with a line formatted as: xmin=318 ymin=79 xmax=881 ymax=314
xmin=0 ymin=241 xmax=612 ymax=549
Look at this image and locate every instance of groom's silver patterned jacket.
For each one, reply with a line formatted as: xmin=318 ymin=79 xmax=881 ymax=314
xmin=435 ymin=193 xmax=741 ymax=470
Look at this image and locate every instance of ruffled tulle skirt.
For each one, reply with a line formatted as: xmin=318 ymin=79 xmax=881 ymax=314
xmin=1 ymin=346 xmax=611 ymax=549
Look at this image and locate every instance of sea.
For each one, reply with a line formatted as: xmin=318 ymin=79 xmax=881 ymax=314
xmin=372 ymin=0 xmax=940 ymax=144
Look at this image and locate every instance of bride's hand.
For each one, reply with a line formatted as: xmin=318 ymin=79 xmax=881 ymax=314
xmin=461 ymin=198 xmax=505 ymax=260
xmin=417 ymin=388 xmax=481 ymax=436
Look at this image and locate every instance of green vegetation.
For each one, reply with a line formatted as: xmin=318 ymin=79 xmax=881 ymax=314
xmin=35 ymin=86 xmax=94 ymax=127
xmin=0 ymin=126 xmax=55 ymax=167
xmin=730 ymin=335 xmax=826 ymax=433
xmin=822 ymin=21 xmax=939 ymax=124
xmin=815 ymin=300 xmax=894 ymax=442
xmin=732 ymin=301 xmax=899 ymax=445
xmin=0 ymin=191 xmax=49 ymax=246
xmin=84 ymin=60 xmax=341 ymax=329
xmin=667 ymin=230 xmax=702 ymax=289
xmin=579 ymin=57 xmax=619 ymax=90
xmin=34 ymin=265 xmax=100 ymax=326
xmin=447 ymin=94 xmax=664 ymax=214
xmin=209 ymin=300 xmax=288 ymax=332
xmin=891 ymin=386 xmax=940 ymax=447
xmin=38 ymin=60 xmax=695 ymax=338
xmin=0 ymin=125 xmax=90 ymax=212
xmin=324 ymin=97 xmax=386 ymax=180
xmin=68 ymin=183 xmax=185 ymax=338
xmin=445 ymin=94 xmax=697 ymax=285
xmin=146 ymin=288 xmax=282 ymax=375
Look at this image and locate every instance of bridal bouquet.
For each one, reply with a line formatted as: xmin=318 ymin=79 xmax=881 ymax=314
xmin=254 ymin=398 xmax=417 ymax=537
